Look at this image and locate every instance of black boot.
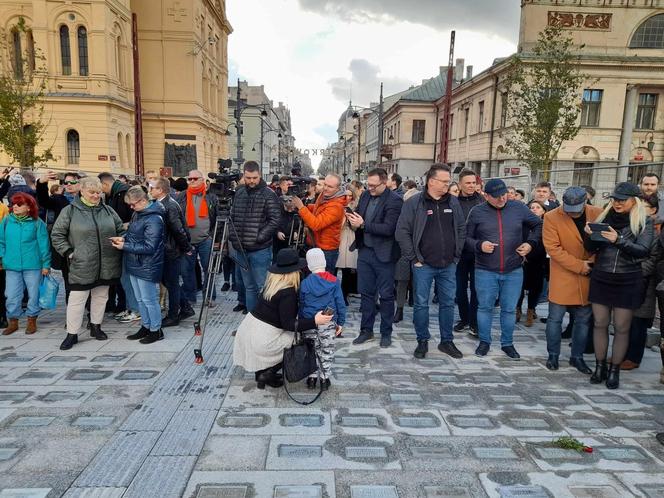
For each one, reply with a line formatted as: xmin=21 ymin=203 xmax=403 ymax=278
xmin=60 ymin=333 xmax=78 ymax=350
xmin=546 ymin=354 xmax=559 ymax=371
xmin=606 ymin=364 xmax=620 ymax=390
xmin=127 ymin=326 xmax=149 ymax=341
xmin=90 ymin=324 xmax=108 ymax=341
xmin=139 ymin=329 xmax=164 ymax=344
xmin=590 ymin=359 xmax=608 ymax=384
xmin=256 ymin=368 xmax=284 ymax=389
xmin=393 ymin=307 xmax=403 ymax=324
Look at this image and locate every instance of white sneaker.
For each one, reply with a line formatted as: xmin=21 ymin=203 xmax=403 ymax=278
xmin=114 ymin=310 xmax=129 ymax=320
xmin=119 ymin=311 xmax=141 ymax=323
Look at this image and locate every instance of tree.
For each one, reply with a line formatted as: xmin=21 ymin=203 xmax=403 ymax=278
xmin=504 ymin=26 xmax=590 ymax=179
xmin=0 ymin=17 xmax=53 ymax=168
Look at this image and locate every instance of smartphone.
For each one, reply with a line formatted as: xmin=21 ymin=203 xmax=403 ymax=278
xmin=323 ymin=307 xmax=334 ymax=316
xmin=345 ymin=207 xmax=354 ymax=214
xmin=589 ymin=223 xmax=611 ymax=241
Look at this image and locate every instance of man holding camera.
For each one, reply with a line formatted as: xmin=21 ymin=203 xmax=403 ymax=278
xmin=290 ymin=173 xmax=346 ymax=273
xmin=229 ymin=161 xmax=281 ymax=311
xmin=274 ymin=176 xmax=296 ymax=256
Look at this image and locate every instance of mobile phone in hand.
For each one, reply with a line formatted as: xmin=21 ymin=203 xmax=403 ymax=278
xmin=345 ymin=207 xmax=354 ymax=215
xmin=323 ymin=307 xmax=334 ymax=316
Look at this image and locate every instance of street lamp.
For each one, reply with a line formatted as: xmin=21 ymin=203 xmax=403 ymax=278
xmin=348 ymin=82 xmax=384 ymax=166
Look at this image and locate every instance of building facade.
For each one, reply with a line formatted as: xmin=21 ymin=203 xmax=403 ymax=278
xmin=0 ymin=0 xmax=231 ymax=177
xmin=441 ymin=0 xmax=664 ymax=196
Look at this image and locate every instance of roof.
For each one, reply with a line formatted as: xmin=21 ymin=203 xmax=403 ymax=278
xmin=399 ymin=69 xmax=450 ymax=102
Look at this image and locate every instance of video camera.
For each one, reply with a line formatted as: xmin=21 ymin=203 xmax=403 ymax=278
xmin=285 ymin=176 xmax=310 ymax=199
xmin=208 ymin=158 xmax=241 ymax=200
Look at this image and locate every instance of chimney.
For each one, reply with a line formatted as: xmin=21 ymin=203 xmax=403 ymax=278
xmin=454 ymin=58 xmax=465 ymax=83
xmin=466 ymin=65 xmax=473 ymax=80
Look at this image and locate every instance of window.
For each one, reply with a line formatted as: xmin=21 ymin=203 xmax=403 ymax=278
xmin=463 ymin=108 xmax=469 ymax=137
xmin=412 ymin=120 xmax=425 ymax=144
xmin=636 ymin=93 xmax=657 ymax=130
xmin=11 ymin=29 xmax=22 ymax=79
xmin=573 ymin=162 xmax=594 ymax=187
xmin=66 ymin=130 xmax=80 ymax=165
xmin=26 ymin=29 xmax=35 ymax=72
xmin=60 ymin=25 xmax=71 ymax=75
xmin=581 ymin=89 xmax=603 ymax=127
xmin=77 ymin=26 xmax=88 ymax=76
xmin=113 ymin=26 xmax=124 ymax=84
xmin=500 ymin=92 xmax=508 ymax=128
xmin=117 ymin=132 xmax=125 ymax=168
xmin=126 ymin=134 xmax=132 ymax=169
xmin=478 ymin=101 xmax=485 ymax=133
xmin=630 ymin=14 xmax=664 ymax=49
xmin=449 ymin=114 xmax=454 ymax=140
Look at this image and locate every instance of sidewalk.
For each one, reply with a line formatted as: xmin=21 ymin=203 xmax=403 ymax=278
xmin=1 ymin=286 xmax=663 ymax=497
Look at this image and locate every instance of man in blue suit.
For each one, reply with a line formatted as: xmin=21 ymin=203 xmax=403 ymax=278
xmin=346 ymin=168 xmax=403 ymax=348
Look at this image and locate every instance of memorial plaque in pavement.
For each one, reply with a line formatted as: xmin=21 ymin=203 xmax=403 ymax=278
xmin=116 ymin=370 xmax=159 ymax=381
xmin=410 ymin=446 xmax=452 ymax=459
xmin=273 ymin=486 xmax=323 ymax=498
xmin=40 ymin=391 xmax=85 ymax=402
xmin=196 ymin=485 xmax=248 ymax=498
xmin=383 ymin=374 xmax=412 ymax=382
xmin=389 ymin=393 xmax=422 ymax=403
xmin=219 ymin=415 xmax=266 ymax=428
xmin=0 ymin=447 xmax=20 ymax=460
xmin=45 ymin=355 xmax=85 ymax=363
xmin=498 ymin=485 xmax=549 ymax=498
xmin=335 ymin=374 xmax=366 ymax=382
xmin=17 ymin=371 xmax=57 ymax=380
xmin=341 ymin=416 xmax=380 ymax=427
xmin=73 ymin=416 xmax=115 ymax=427
xmin=540 ymin=395 xmax=576 ymax=405
xmin=473 ymin=447 xmax=518 ymax=459
xmin=423 ymin=487 xmax=471 ymax=498
xmin=397 ymin=416 xmax=438 ymax=428
xmin=509 ymin=418 xmax=551 ymax=429
xmin=471 ymin=375 xmax=507 ymax=384
xmin=622 ymin=419 xmax=659 ymax=430
xmin=91 ymin=354 xmax=129 ymax=362
xmin=535 ymin=448 xmax=583 ymax=459
xmin=280 ymin=414 xmax=324 ymax=427
xmin=345 ymin=446 xmax=388 ymax=458
xmin=491 ymin=395 xmax=525 ymax=404
xmin=65 ymin=369 xmax=113 ymax=381
xmin=565 ymin=419 xmax=607 ymax=429
xmin=439 ymin=394 xmax=474 ymax=404
xmin=637 ymin=484 xmax=664 ymax=498
xmin=569 ymin=486 xmax=621 ymax=498
xmin=448 ymin=416 xmax=495 ymax=428
xmin=277 ymin=444 xmax=323 ymax=458
xmin=428 ymin=374 xmax=457 ymax=383
xmin=586 ymin=394 xmax=629 ymax=404
xmin=338 ymin=393 xmax=371 ymax=403
xmin=0 ymin=391 xmax=31 ymax=402
xmin=10 ymin=416 xmax=55 ymax=427
xmin=350 ymin=485 xmax=398 ymax=498
xmin=597 ymin=447 xmax=646 ymax=460
xmin=0 ymin=353 xmax=36 ymax=363
xmin=335 ymin=357 xmax=362 ymax=365
xmin=632 ymin=394 xmax=664 ymax=405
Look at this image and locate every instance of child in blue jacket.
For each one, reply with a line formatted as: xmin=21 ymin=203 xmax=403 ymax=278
xmin=299 ymin=248 xmax=346 ymax=390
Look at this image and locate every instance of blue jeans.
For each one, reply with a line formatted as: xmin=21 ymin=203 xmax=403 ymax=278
xmin=475 ymin=268 xmax=523 ymax=347
xmin=235 ymin=246 xmax=272 ymax=312
xmin=129 ymin=275 xmax=161 ymax=331
xmin=357 ymin=247 xmax=395 ymax=337
xmin=455 ymin=256 xmax=477 ymax=328
xmin=121 ymin=264 xmax=138 ymax=312
xmin=545 ymin=302 xmax=592 ymax=359
xmin=234 ymin=262 xmax=245 ymax=307
xmin=162 ymin=255 xmax=183 ymax=320
xmin=413 ymin=263 xmax=457 ymax=342
xmin=5 ymin=270 xmax=41 ymax=318
xmin=181 ymin=238 xmax=216 ymax=304
xmin=323 ymin=249 xmax=339 ymax=274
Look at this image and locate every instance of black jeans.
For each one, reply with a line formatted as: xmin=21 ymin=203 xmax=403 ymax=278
xmin=162 ymin=255 xmax=184 ymax=320
xmin=626 ymin=316 xmax=652 ymax=365
xmin=455 ymin=255 xmax=477 ymax=328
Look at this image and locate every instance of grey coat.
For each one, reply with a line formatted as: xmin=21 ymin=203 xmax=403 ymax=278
xmin=51 ymin=197 xmax=124 ymax=290
xmin=636 ymin=231 xmax=664 ymax=319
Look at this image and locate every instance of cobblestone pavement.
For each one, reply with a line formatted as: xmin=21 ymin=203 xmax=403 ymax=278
xmin=1 ymin=280 xmax=663 ymax=498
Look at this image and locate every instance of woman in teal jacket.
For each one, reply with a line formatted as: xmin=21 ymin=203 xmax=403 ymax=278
xmin=0 ymin=193 xmax=51 ymax=335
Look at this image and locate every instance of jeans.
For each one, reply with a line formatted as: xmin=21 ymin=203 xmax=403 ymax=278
xmin=5 ymin=269 xmax=41 ymax=318
xmin=120 ymin=265 xmax=138 ymax=312
xmin=322 ymin=249 xmax=339 ymax=274
xmin=455 ymin=255 xmax=477 ymax=328
xmin=162 ymin=255 xmax=183 ymax=320
xmin=129 ymin=275 xmax=161 ymax=331
xmin=236 ymin=246 xmax=272 ymax=312
xmin=234 ymin=262 xmax=245 ymax=306
xmin=544 ymin=302 xmax=592 ymax=359
xmin=357 ymin=247 xmax=395 ymax=337
xmin=413 ymin=263 xmax=457 ymax=342
xmin=182 ymin=238 xmax=216 ymax=304
xmin=475 ymin=268 xmax=523 ymax=347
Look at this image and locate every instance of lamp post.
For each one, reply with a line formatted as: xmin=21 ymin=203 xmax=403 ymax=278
xmin=349 ymin=82 xmax=384 ymax=166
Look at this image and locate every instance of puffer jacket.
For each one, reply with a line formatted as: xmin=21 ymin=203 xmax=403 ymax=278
xmin=298 ymin=190 xmax=347 ymax=250
xmin=158 ymin=195 xmax=192 ymax=259
xmin=0 ymin=214 xmax=51 ymax=271
xmin=123 ymin=201 xmax=165 ymax=282
xmin=51 ymin=197 xmax=124 ymax=289
xmin=299 ymin=271 xmax=347 ymax=326
xmin=229 ymin=180 xmax=281 ymax=252
xmin=585 ymin=216 xmax=654 ymax=274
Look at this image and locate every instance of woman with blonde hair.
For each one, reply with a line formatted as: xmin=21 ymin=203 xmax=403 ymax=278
xmin=584 ymin=182 xmax=653 ymax=389
xmin=233 ymin=248 xmax=333 ymax=389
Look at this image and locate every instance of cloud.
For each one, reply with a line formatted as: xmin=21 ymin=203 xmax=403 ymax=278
xmin=297 ymin=0 xmax=521 ymax=42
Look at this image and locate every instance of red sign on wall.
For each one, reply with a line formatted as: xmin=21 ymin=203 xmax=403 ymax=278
xmin=160 ymin=167 xmax=173 ymax=177
xmin=98 ymin=155 xmax=108 ymax=161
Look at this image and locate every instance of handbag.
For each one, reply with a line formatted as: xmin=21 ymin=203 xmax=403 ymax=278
xmin=282 ymin=323 xmax=324 ymax=405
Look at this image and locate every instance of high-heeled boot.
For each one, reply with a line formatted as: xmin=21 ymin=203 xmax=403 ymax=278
xmin=606 ymin=364 xmax=620 ymax=390
xmin=256 ymin=367 xmax=284 ymax=389
xmin=590 ymin=359 xmax=608 ymax=384
xmin=393 ymin=307 xmax=403 ymax=324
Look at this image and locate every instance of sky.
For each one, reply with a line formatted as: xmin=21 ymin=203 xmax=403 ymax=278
xmin=226 ymin=0 xmax=521 ymax=168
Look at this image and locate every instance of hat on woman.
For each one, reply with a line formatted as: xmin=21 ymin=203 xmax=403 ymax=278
xmin=269 ymin=248 xmax=307 ymax=274
xmin=609 ymin=182 xmax=641 ymax=200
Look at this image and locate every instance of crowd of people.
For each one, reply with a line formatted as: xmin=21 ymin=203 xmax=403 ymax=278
xmin=0 ymin=163 xmax=662 ymax=397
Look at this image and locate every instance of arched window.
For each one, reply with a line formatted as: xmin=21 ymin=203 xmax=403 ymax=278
xmin=26 ymin=29 xmax=35 ymax=72
xmin=66 ymin=129 xmax=80 ymax=165
xmin=125 ymin=134 xmax=132 ymax=169
xmin=77 ymin=26 xmax=88 ymax=76
xmin=113 ymin=25 xmax=124 ymax=84
xmin=117 ymin=132 xmax=125 ymax=168
xmin=60 ymin=25 xmax=71 ymax=75
xmin=630 ymin=14 xmax=664 ymax=48
xmin=11 ymin=28 xmax=22 ymax=79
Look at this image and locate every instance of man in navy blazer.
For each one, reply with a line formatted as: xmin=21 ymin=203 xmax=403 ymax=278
xmin=346 ymin=168 xmax=403 ymax=348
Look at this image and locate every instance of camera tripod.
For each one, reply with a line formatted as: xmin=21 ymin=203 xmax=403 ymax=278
xmin=193 ymin=201 xmax=247 ymax=364
xmin=287 ymin=213 xmax=306 ymax=255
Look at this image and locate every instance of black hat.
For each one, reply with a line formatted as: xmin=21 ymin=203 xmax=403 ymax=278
xmin=609 ymin=182 xmax=641 ymax=201
xmin=269 ymin=248 xmax=307 ymax=274
xmin=484 ymin=178 xmax=508 ymax=197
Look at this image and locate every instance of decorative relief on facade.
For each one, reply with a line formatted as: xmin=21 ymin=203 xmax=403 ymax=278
xmin=548 ymin=11 xmax=612 ymax=31
xmin=167 ymin=1 xmax=188 ymax=23
xmin=165 ymin=143 xmax=197 ymax=176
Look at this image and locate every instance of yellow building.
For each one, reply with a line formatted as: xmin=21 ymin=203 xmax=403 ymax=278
xmin=442 ymin=0 xmax=664 ymax=196
xmin=0 ymin=0 xmax=231 ymax=177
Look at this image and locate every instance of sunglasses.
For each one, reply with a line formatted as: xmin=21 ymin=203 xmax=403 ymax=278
xmin=12 ymin=202 xmax=25 ymax=207
xmin=63 ymin=180 xmax=79 ymax=185
xmin=187 ymin=177 xmax=202 ymax=182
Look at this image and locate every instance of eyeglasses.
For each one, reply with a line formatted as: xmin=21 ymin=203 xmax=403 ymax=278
xmin=63 ymin=180 xmax=79 ymax=185
xmin=430 ymin=177 xmax=451 ymax=185
xmin=128 ymin=201 xmax=144 ymax=209
xmin=366 ymin=183 xmax=382 ymax=190
xmin=12 ymin=202 xmax=25 ymax=207
xmin=187 ymin=177 xmax=202 ymax=182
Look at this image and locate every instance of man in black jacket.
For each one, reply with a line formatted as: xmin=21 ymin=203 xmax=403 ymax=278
xmin=99 ymin=172 xmax=132 ymax=223
xmin=229 ymin=161 xmax=281 ymax=311
xmin=150 ymin=177 xmax=193 ymax=326
xmin=454 ymin=169 xmax=484 ymax=335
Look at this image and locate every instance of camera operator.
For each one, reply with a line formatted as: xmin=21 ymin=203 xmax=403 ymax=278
xmin=275 ymin=176 xmax=296 ymax=255
xmin=289 ymin=173 xmax=346 ymax=273
xmin=229 ymin=161 xmax=281 ymax=311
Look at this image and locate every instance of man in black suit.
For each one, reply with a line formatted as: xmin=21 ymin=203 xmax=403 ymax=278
xmin=346 ymin=168 xmax=404 ymax=348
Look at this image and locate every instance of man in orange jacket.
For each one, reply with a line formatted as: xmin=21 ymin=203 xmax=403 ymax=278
xmin=290 ymin=173 xmax=346 ymax=272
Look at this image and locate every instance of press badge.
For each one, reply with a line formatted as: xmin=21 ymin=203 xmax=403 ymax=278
xmin=443 ymin=209 xmax=452 ymax=213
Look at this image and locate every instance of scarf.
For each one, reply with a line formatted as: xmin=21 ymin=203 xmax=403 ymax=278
xmin=605 ymin=209 xmax=630 ymax=231
xmin=186 ymin=183 xmax=208 ymax=227
xmin=80 ymin=196 xmax=98 ymax=207
xmin=12 ymin=214 xmax=29 ymax=223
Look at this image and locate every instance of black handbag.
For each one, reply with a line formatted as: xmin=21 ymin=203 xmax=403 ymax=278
xmin=282 ymin=324 xmax=323 ymax=405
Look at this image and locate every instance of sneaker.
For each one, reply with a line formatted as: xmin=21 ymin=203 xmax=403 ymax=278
xmin=380 ymin=335 xmax=392 ymax=348
xmin=161 ymin=317 xmax=180 ymax=328
xmin=320 ymin=378 xmax=331 ymax=391
xmin=438 ymin=341 xmax=463 ymax=359
xmin=468 ymin=326 xmax=478 ymax=338
xmin=119 ymin=311 xmax=141 ymax=323
xmin=453 ymin=321 xmax=468 ymax=333
xmin=475 ymin=341 xmax=490 ymax=357
xmin=127 ymin=326 xmax=149 ymax=341
xmin=139 ymin=329 xmax=164 ymax=344
xmin=114 ymin=310 xmax=129 ymax=320
xmin=414 ymin=340 xmax=428 ymax=359
xmin=306 ymin=377 xmax=317 ymax=389
xmin=220 ymin=282 xmax=231 ymax=292
xmin=501 ymin=345 xmax=521 ymax=360
xmin=179 ymin=306 xmax=196 ymax=320
xmin=352 ymin=329 xmax=374 ymax=345
xmin=546 ymin=354 xmax=559 ymax=370
xmin=232 ymin=304 xmax=247 ymax=313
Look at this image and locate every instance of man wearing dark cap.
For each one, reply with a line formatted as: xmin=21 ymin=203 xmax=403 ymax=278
xmin=542 ymin=187 xmax=602 ymax=372
xmin=466 ymin=178 xmax=543 ymax=359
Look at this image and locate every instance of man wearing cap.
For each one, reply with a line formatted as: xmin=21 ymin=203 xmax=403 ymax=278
xmin=466 ymin=178 xmax=542 ymax=359
xmin=542 ymin=187 xmax=602 ymax=373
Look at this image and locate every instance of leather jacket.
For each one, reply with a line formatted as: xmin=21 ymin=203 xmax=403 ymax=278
xmin=585 ymin=218 xmax=654 ymax=273
xmin=158 ymin=195 xmax=192 ymax=259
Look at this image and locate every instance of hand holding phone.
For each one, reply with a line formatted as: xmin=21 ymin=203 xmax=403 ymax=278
xmin=323 ymin=306 xmax=334 ymax=316
xmin=345 ymin=207 xmax=354 ymax=215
